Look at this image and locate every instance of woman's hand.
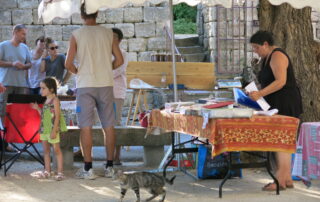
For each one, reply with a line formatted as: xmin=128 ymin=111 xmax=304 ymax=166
xmin=249 ymin=91 xmax=263 ymax=101
xmin=30 ymin=102 xmax=39 ymax=110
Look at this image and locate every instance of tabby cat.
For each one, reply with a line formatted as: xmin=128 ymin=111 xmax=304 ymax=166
xmin=114 ymin=170 xmax=176 ymax=202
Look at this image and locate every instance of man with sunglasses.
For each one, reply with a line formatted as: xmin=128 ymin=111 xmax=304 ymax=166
xmin=0 ymin=24 xmax=32 ymax=152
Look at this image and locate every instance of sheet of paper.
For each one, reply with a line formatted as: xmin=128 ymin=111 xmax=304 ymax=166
xmin=254 ymin=109 xmax=278 ymax=116
xmin=245 ymin=81 xmax=270 ymax=111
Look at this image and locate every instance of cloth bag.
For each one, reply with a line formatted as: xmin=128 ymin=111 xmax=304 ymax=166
xmin=197 ymin=144 xmax=242 ymax=179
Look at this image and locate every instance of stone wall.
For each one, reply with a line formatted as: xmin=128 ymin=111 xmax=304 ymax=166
xmin=0 ymin=0 xmax=170 ymax=62
xmin=197 ymin=0 xmax=320 ymax=74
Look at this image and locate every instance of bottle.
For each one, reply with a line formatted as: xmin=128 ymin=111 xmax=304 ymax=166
xmin=160 ymin=72 xmax=167 ymax=88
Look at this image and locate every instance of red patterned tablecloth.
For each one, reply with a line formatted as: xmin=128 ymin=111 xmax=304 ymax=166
xmin=149 ymin=110 xmax=300 ymax=156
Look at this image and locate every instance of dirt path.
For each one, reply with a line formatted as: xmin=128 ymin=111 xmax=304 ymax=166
xmin=1 ymin=160 xmax=320 ymax=202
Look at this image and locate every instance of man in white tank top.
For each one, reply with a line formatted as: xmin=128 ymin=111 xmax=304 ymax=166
xmin=65 ymin=3 xmax=123 ymax=180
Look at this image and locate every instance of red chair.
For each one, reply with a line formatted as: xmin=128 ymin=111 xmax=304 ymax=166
xmin=0 ymin=94 xmax=45 ymax=176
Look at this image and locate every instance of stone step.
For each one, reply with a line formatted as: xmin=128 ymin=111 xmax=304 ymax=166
xmin=175 ymin=36 xmax=199 ymax=47
xmin=177 ymin=46 xmax=203 ymax=54
xmin=183 ymin=53 xmax=206 ymax=62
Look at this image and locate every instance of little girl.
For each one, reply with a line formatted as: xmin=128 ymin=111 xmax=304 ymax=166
xmin=32 ymin=77 xmax=67 ymax=181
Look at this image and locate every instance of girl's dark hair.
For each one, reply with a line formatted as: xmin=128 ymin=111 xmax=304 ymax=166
xmin=45 ymin=37 xmax=55 ymax=49
xmin=112 ymin=28 xmax=124 ymax=41
xmin=250 ymin=30 xmax=274 ymax=46
xmin=80 ymin=3 xmax=98 ymax=19
xmin=42 ymin=77 xmax=58 ymax=95
xmin=35 ymin=35 xmax=45 ymax=45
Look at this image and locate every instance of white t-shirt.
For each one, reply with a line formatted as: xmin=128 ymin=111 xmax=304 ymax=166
xmin=73 ymin=25 xmax=113 ymax=88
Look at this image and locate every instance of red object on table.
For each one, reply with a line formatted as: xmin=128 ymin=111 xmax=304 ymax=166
xmin=202 ymin=101 xmax=234 ymax=109
xmin=149 ymin=109 xmax=299 ymax=157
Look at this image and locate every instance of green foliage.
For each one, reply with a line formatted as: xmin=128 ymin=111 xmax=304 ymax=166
xmin=173 ymin=3 xmax=197 ymax=34
xmin=173 ymin=3 xmax=197 ymax=22
xmin=173 ymin=18 xmax=197 ymax=34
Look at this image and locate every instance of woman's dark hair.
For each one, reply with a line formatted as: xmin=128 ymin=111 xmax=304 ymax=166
xmin=42 ymin=77 xmax=58 ymax=95
xmin=35 ymin=36 xmax=45 ymax=45
xmin=44 ymin=37 xmax=55 ymax=49
xmin=250 ymin=30 xmax=274 ymax=46
xmin=112 ymin=28 xmax=123 ymax=41
xmin=80 ymin=3 xmax=98 ymax=19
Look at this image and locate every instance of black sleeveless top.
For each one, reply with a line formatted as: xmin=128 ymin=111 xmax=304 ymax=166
xmin=258 ymin=48 xmax=302 ymax=118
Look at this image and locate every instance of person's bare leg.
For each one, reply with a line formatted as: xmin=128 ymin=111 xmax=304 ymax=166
xmin=53 ymin=143 xmax=63 ymax=173
xmin=80 ymin=127 xmax=93 ymax=162
xmin=276 ymin=152 xmax=293 ymax=187
xmin=103 ymin=126 xmax=115 ymax=161
xmin=42 ymin=141 xmax=51 ymax=173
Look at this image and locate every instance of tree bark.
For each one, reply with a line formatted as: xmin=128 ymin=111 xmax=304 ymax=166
xmin=258 ymin=0 xmax=320 ymax=121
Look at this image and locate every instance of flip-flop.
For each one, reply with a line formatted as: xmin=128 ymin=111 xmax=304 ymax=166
xmin=262 ymin=183 xmax=286 ymax=191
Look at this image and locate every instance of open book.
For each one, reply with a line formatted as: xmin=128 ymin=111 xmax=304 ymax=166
xmin=233 ymin=88 xmax=261 ymax=110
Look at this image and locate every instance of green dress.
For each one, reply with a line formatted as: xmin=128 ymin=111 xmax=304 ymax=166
xmin=40 ymin=103 xmax=67 ymax=135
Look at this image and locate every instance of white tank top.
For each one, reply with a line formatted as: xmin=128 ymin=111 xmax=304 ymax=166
xmin=73 ymin=25 xmax=113 ymax=88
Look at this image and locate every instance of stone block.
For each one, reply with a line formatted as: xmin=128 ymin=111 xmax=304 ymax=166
xmin=0 ymin=0 xmax=17 ymax=8
xmin=128 ymin=38 xmax=147 ymax=52
xmin=18 ymin=0 xmax=38 ymax=9
xmin=62 ymin=25 xmax=81 ymax=41
xmin=128 ymin=52 xmax=137 ymax=61
xmin=209 ymin=36 xmax=217 ymax=50
xmin=25 ymin=25 xmax=44 ymax=48
xmin=135 ymin=22 xmax=155 ymax=38
xmin=71 ymin=13 xmax=82 ymax=25
xmin=52 ymin=17 xmax=71 ymax=25
xmin=0 ymin=10 xmax=12 ymax=25
xmin=100 ymin=24 xmax=114 ymax=29
xmin=105 ymin=8 xmax=124 ymax=23
xmin=147 ymin=37 xmax=166 ymax=51
xmin=124 ymin=7 xmax=143 ymax=23
xmin=144 ymin=7 xmax=169 ymax=22
xmin=120 ymin=39 xmax=128 ymax=51
xmin=115 ymin=23 xmax=134 ymax=38
xmin=96 ymin=11 xmax=106 ymax=24
xmin=44 ymin=25 xmax=62 ymax=41
xmin=311 ymin=11 xmax=320 ymax=22
xmin=12 ymin=9 xmax=33 ymax=25
xmin=138 ymin=51 xmax=156 ymax=61
xmin=155 ymin=22 xmax=166 ymax=37
xmin=0 ymin=26 xmax=13 ymax=41
xmin=56 ymin=40 xmax=69 ymax=54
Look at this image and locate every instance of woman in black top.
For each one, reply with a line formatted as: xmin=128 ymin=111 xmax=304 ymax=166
xmin=249 ymin=31 xmax=302 ymax=191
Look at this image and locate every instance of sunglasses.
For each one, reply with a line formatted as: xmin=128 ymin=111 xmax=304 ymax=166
xmin=49 ymin=46 xmax=58 ymax=50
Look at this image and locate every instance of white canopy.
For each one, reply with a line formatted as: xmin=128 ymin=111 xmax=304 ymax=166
xmin=39 ymin=0 xmax=320 ymax=23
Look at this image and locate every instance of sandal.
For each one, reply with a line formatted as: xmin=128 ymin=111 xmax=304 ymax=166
xmin=36 ymin=170 xmax=51 ymax=179
xmin=55 ymin=172 xmax=65 ymax=181
xmin=262 ymin=183 xmax=286 ymax=191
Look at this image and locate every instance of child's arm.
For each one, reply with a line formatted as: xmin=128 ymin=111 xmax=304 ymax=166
xmin=51 ymin=97 xmax=61 ymax=139
xmin=30 ymin=102 xmax=41 ymax=115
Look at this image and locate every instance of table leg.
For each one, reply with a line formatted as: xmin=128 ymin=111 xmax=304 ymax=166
xmin=131 ymin=89 xmax=142 ymax=126
xmin=143 ymin=90 xmax=148 ymax=111
xmin=126 ymin=90 xmax=136 ymax=126
xmin=266 ymin=152 xmax=279 ymax=195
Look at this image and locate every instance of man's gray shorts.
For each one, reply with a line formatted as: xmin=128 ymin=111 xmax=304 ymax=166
xmin=76 ymin=86 xmax=115 ymax=128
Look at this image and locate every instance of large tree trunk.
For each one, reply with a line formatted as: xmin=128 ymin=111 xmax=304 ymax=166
xmin=258 ymin=0 xmax=320 ymax=121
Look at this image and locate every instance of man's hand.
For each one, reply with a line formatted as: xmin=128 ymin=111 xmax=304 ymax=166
xmin=0 ymin=83 xmax=6 ymax=93
xmin=12 ymin=61 xmax=25 ymax=69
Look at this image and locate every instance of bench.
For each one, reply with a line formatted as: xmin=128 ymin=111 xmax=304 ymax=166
xmin=127 ymin=61 xmax=215 ymax=89
xmin=59 ymin=126 xmax=172 ymax=169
